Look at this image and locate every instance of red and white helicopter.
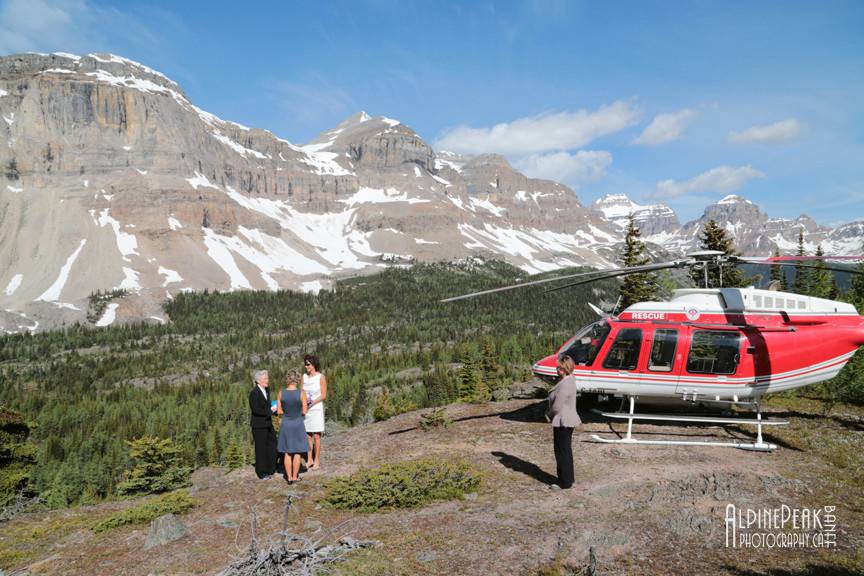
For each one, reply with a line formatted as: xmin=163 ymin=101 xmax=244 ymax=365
xmin=443 ymin=251 xmax=864 ymax=451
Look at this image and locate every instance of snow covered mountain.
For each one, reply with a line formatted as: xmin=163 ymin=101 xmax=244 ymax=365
xmin=0 ymin=52 xmax=859 ymax=332
xmin=590 ymin=194 xmax=679 ymax=238
xmin=663 ymin=195 xmax=862 ymax=256
xmin=0 ymin=52 xmax=621 ymax=332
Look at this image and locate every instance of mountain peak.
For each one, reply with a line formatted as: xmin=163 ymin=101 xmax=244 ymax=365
xmin=306 ymin=112 xmax=412 ymax=151
xmin=337 ymin=111 xmax=402 ymax=129
xmin=593 ymin=193 xmax=636 ymax=209
xmin=717 ymin=194 xmax=752 ymax=205
xmin=590 ymin=194 xmax=679 ymax=237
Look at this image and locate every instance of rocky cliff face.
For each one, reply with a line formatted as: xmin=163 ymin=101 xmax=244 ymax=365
xmin=0 ymin=52 xmax=621 ymax=332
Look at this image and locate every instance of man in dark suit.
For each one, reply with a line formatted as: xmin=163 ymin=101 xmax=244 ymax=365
xmin=249 ymin=369 xmax=277 ymax=479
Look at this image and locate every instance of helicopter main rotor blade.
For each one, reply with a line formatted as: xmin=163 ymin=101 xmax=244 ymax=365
xmin=543 ymin=260 xmax=693 ymax=294
xmin=733 ymin=258 xmax=864 ymax=276
xmin=439 ymin=259 xmax=693 ymax=303
xmin=439 ymin=269 xmax=619 ymax=303
xmin=738 ymin=255 xmax=864 ymax=263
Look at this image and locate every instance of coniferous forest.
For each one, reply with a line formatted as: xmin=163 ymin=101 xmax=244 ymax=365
xmin=0 ymin=261 xmax=616 ymax=508
xmin=2 ymin=257 xmax=863 ymax=511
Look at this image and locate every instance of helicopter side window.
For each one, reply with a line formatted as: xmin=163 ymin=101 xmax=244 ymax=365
xmin=686 ymin=330 xmax=742 ymax=375
xmin=563 ymin=322 xmax=611 ymax=366
xmin=648 ymin=329 xmax=678 ymax=372
xmin=602 ymin=328 xmax=642 ymax=371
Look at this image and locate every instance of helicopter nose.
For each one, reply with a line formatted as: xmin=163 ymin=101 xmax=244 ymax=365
xmin=532 ymin=354 xmax=559 ymax=382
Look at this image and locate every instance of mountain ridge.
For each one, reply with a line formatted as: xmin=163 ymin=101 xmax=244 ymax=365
xmin=0 ymin=51 xmax=860 ymax=333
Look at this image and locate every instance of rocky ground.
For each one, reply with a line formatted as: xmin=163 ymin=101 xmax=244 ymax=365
xmin=1 ymin=396 xmax=862 ymax=575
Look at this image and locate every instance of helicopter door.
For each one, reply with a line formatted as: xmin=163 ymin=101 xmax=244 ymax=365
xmin=595 ymin=328 xmax=643 ymax=395
xmin=645 ymin=328 xmax=682 ymax=397
xmin=677 ymin=329 xmax=745 ymax=400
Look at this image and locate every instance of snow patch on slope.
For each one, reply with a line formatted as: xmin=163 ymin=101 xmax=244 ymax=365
xmin=37 ymin=239 xmax=87 ymax=302
xmin=97 ymin=209 xmax=138 ymax=261
xmin=158 ymin=266 xmax=183 ymax=286
xmin=186 ymin=172 xmax=219 ymax=190
xmin=95 ymin=303 xmax=119 ymax=327
xmin=340 ymin=187 xmax=430 ymax=207
xmin=298 ymin=147 xmax=352 ymax=176
xmin=4 ymin=274 xmax=23 ymax=296
xmin=202 ymin=228 xmax=253 ymax=290
xmin=118 ymin=267 xmax=141 ymax=291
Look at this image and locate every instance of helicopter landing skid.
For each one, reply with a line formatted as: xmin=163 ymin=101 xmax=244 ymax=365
xmin=590 ymin=397 xmax=787 ymax=452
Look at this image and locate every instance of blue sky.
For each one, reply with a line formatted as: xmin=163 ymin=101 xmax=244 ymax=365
xmin=1 ymin=0 xmax=862 ymax=223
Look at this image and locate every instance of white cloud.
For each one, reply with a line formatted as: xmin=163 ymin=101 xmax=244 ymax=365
xmin=434 ymin=100 xmax=639 ymax=156
xmin=514 ymin=150 xmax=612 ymax=186
xmin=728 ymin=118 xmax=804 ymax=144
xmin=653 ymin=165 xmax=765 ymax=199
xmin=632 ymin=108 xmax=696 ymax=146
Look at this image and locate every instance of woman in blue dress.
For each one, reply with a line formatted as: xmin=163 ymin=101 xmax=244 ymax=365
xmin=277 ymin=369 xmax=308 ymax=484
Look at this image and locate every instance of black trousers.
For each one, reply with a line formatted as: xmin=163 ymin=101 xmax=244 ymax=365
xmin=251 ymin=426 xmax=277 ymax=478
xmin=553 ymin=426 xmax=574 ymax=489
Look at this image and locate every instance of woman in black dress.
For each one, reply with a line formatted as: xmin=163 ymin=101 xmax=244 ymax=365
xmin=277 ymin=369 xmax=308 ymax=484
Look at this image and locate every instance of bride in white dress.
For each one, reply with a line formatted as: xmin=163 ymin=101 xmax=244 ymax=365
xmin=302 ymin=354 xmax=327 ymax=470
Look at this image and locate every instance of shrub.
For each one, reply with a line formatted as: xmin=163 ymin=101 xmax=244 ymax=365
xmin=116 ymin=436 xmax=191 ymax=497
xmin=91 ymin=490 xmax=195 ymax=534
xmin=372 ymin=389 xmax=419 ymax=422
xmin=324 ymin=459 xmax=480 ymax=512
xmin=372 ymin=389 xmax=394 ymax=422
xmin=419 ymin=407 xmax=451 ymax=430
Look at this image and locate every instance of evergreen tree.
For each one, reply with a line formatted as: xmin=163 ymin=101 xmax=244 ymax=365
xmin=850 ymin=246 xmax=864 ymax=310
xmin=689 ymin=219 xmax=746 ymax=288
xmin=350 ymin=384 xmax=368 ymax=426
xmin=424 ymin=365 xmax=451 ymax=406
xmin=116 ymin=436 xmax=191 ymax=496
xmin=472 ymin=369 xmax=491 ymax=403
xmin=809 ymin=245 xmax=834 ymax=298
xmin=224 ymin=438 xmax=244 ymax=470
xmin=499 ymin=336 xmax=522 ymax=366
xmin=827 ymin=246 xmax=864 ymax=406
xmin=619 ymin=213 xmax=658 ymax=308
xmin=0 ymin=407 xmax=37 ymax=509
xmin=458 ymin=348 xmax=481 ymax=402
xmin=479 ymin=337 xmax=503 ymax=393
xmin=206 ymin=429 xmax=222 ymax=466
xmin=769 ymin=247 xmax=787 ymax=290
xmin=793 ymin=229 xmax=811 ymax=295
xmin=373 ymin=388 xmax=394 ymax=422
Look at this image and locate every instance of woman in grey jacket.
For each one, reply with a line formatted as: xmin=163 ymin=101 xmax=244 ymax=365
xmin=546 ymin=355 xmax=581 ymax=489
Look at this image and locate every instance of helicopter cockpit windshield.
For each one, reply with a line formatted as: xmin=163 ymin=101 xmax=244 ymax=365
xmin=559 ymin=321 xmax=611 ymax=367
